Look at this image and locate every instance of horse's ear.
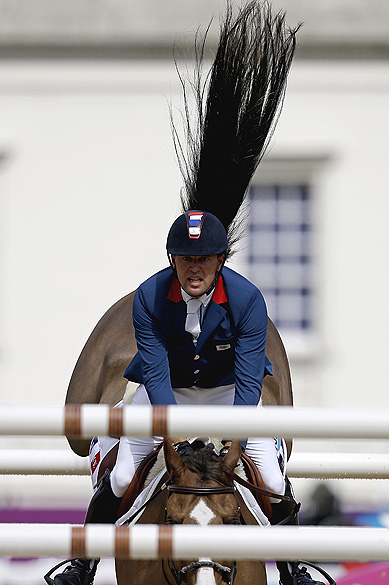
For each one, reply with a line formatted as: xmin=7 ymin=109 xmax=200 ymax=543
xmin=222 ymin=439 xmax=242 ymax=474
xmin=163 ymin=438 xmax=188 ymax=480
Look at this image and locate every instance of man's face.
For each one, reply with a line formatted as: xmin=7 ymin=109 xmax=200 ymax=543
xmin=171 ymin=254 xmax=224 ymax=297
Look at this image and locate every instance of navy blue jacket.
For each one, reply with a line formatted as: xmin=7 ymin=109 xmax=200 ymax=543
xmin=124 ymin=266 xmax=271 ymax=406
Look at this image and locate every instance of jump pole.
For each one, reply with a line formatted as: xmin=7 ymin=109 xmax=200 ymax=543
xmin=1 ymin=405 xmax=389 ymax=439
xmin=0 ymin=524 xmax=388 ymax=562
xmin=1 ymin=449 xmax=389 ymax=479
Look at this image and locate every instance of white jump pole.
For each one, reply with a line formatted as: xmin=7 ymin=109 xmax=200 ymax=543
xmin=288 ymin=452 xmax=389 ymax=479
xmin=1 ymin=449 xmax=389 ymax=479
xmin=0 ymin=449 xmax=90 ymax=475
xmin=0 ymin=524 xmax=388 ymax=562
xmin=1 ymin=405 xmax=389 ymax=439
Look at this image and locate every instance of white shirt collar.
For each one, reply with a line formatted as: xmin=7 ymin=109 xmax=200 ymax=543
xmin=181 ymin=287 xmax=214 ymax=308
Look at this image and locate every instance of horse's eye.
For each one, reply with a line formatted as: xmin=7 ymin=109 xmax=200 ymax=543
xmin=224 ymin=516 xmax=241 ymax=525
xmin=165 ymin=517 xmax=182 ymax=525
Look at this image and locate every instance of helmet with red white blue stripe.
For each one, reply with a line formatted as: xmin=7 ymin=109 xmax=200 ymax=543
xmin=166 ymin=211 xmax=228 ymax=256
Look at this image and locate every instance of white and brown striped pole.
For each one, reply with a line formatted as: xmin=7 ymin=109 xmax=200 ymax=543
xmin=64 ymin=404 xmax=169 ymax=439
xmin=0 ymin=524 xmax=172 ymax=560
xmin=1 ymin=405 xmax=389 ymax=439
xmin=1 ymin=524 xmax=389 ymax=562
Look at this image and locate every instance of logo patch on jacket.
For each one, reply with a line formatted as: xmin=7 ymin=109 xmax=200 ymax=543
xmin=216 ymin=343 xmax=231 ymax=351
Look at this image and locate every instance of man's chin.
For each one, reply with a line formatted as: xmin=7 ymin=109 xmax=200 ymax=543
xmin=184 ymin=281 xmax=206 ymax=297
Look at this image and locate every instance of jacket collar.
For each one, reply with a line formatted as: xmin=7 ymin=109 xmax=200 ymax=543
xmin=167 ymin=274 xmax=228 ymax=304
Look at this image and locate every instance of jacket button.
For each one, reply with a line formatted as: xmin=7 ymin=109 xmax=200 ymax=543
xmin=194 ymin=354 xmax=200 ymax=360
xmin=194 ymin=369 xmax=200 ymax=374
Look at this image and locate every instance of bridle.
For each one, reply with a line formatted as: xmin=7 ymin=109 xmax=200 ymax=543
xmin=121 ymin=470 xmax=299 ymax=585
xmin=163 ymin=558 xmax=237 ymax=585
xmin=163 ymin=482 xmax=239 ymax=585
xmin=168 ymin=484 xmax=236 ymax=496
xmin=164 ymin=481 xmax=333 ymax=585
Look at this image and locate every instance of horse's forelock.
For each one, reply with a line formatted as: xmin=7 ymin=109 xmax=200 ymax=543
xmin=185 ymin=447 xmax=232 ymax=486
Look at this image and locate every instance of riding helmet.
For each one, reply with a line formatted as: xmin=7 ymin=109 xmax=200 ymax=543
xmin=166 ymin=211 xmax=228 ymax=256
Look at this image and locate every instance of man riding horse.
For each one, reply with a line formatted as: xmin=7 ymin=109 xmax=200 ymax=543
xmin=51 ymin=210 xmax=327 ymax=585
xmin=48 ymin=2 xmax=332 ymax=585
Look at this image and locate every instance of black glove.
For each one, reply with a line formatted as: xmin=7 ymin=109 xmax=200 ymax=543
xmin=219 ymin=438 xmax=232 ymax=457
xmin=173 ymin=440 xmax=195 ymax=460
xmin=219 ymin=440 xmax=246 ymax=457
xmin=219 ymin=446 xmax=230 ymax=457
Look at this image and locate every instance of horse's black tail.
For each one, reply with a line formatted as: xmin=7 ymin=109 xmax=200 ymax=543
xmin=171 ymin=0 xmax=301 ymax=256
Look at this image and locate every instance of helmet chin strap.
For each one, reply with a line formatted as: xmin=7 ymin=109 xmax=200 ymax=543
xmin=205 ymin=251 xmax=227 ymax=296
xmin=167 ymin=252 xmax=175 ymax=272
xmin=205 ymin=264 xmax=224 ymax=296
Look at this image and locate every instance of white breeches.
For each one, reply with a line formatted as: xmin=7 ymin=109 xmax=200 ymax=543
xmin=110 ymin=384 xmax=285 ymax=502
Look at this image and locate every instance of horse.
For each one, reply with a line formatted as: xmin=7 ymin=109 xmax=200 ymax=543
xmin=64 ymin=289 xmax=293 ymax=459
xmin=115 ymin=438 xmax=268 ymax=585
xmin=63 ymin=287 xmax=293 ymax=585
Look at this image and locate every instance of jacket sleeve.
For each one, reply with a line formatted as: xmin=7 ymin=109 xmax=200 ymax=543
xmin=132 ymin=287 xmax=177 ymax=405
xmin=233 ymin=288 xmax=267 ymax=406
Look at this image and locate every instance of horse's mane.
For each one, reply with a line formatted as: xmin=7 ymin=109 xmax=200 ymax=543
xmin=184 ymin=446 xmax=234 ymax=486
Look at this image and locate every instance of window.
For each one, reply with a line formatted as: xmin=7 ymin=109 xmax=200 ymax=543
xmin=248 ymin=183 xmax=312 ymax=333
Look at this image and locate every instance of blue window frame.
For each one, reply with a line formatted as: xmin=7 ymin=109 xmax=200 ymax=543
xmin=248 ymin=184 xmax=312 ymax=332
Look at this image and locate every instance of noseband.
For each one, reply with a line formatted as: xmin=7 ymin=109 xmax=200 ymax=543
xmin=165 ymin=559 xmax=237 ymax=585
xmin=164 ymin=482 xmax=238 ymax=585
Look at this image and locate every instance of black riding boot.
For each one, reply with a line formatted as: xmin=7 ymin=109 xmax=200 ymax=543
xmin=44 ymin=471 xmax=121 ymax=585
xmin=277 ymin=562 xmax=330 ymax=585
xmin=49 ymin=559 xmax=100 ymax=585
xmin=271 ymin=477 xmax=327 ymax=585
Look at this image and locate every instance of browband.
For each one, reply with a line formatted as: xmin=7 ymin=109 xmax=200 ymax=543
xmin=168 ymin=484 xmax=235 ymax=496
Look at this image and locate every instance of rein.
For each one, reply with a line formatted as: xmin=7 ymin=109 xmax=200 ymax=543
xmin=232 ymin=473 xmax=295 ymax=503
xmin=232 ymin=472 xmax=301 ymax=524
xmin=121 ymin=481 xmax=170 ymax=525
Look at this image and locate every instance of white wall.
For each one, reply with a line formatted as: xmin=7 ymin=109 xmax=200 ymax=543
xmin=274 ymin=62 xmax=389 ymax=412
xmin=0 ymin=59 xmax=388 ymax=481
xmin=0 ymin=61 xmax=183 ymax=409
